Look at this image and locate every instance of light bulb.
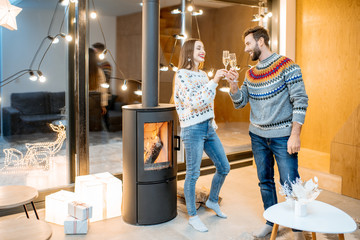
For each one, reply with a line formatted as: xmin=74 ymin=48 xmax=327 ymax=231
xmin=187 ymin=5 xmax=194 ymax=12
xmin=52 ymin=37 xmax=59 ymax=44
xmin=39 ymin=75 xmax=46 ymax=82
xmin=65 ymin=35 xmax=73 ymax=42
xmin=99 ymin=53 xmax=105 ymax=60
xmin=207 ymin=70 xmax=214 ymax=78
xmin=160 ymin=66 xmax=169 ymax=71
xmin=100 ymin=83 xmax=109 ymax=88
xmin=37 ymin=71 xmax=46 ymax=82
xmin=90 ymin=11 xmax=97 ymax=19
xmin=134 ymin=90 xmax=142 ymax=96
xmin=219 ymin=87 xmax=230 ymax=93
xmin=60 ymin=0 xmax=69 ymax=6
xmin=29 ymin=71 xmax=38 ymax=81
xmin=171 ymin=9 xmax=181 ymax=14
xmin=121 ymin=81 xmax=127 ymax=91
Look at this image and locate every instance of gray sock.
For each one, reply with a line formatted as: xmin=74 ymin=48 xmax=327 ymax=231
xmin=205 ymin=199 xmax=227 ymax=218
xmin=189 ymin=215 xmax=208 ymax=232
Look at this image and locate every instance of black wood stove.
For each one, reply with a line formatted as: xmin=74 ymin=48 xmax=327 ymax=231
xmin=122 ymin=0 xmax=179 ymax=225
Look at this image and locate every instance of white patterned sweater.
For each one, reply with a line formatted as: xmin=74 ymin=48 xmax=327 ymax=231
xmin=174 ymin=69 xmax=218 ymax=129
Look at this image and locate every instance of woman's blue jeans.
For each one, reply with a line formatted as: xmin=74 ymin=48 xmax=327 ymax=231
xmin=181 ymin=119 xmax=230 ymax=217
xmin=249 ymin=132 xmax=300 ymax=227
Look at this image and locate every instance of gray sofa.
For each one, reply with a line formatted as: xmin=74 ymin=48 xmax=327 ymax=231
xmin=2 ymin=91 xmax=65 ymax=136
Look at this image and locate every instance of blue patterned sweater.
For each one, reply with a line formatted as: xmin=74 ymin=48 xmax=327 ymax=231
xmin=229 ymin=53 xmax=308 ymax=138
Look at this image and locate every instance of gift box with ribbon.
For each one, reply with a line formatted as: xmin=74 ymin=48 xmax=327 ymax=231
xmin=64 ymin=216 xmax=88 ymax=235
xmin=75 ymin=172 xmax=122 ymax=222
xmin=68 ymin=201 xmax=93 ymax=221
xmin=45 ymin=190 xmax=76 ymax=225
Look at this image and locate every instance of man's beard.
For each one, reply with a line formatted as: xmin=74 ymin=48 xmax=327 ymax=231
xmin=251 ymin=44 xmax=262 ymax=61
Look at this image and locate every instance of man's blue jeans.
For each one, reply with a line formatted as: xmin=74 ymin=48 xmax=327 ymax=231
xmin=181 ymin=119 xmax=230 ymax=216
xmin=250 ymin=131 xmax=300 ymax=227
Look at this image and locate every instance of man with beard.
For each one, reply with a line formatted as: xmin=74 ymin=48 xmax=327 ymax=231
xmin=226 ymin=26 xmax=308 ymax=240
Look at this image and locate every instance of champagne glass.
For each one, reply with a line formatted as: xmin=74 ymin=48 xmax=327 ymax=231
xmin=222 ymin=50 xmax=230 ymax=80
xmin=229 ymin=53 xmax=238 ymax=82
xmin=222 ymin=50 xmax=230 ymax=70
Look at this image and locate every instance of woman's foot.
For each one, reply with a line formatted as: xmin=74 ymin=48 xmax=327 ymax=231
xmin=294 ymin=232 xmax=305 ymax=240
xmin=205 ymin=199 xmax=227 ymax=218
xmin=189 ymin=215 xmax=208 ymax=232
xmin=253 ymin=224 xmax=273 ymax=238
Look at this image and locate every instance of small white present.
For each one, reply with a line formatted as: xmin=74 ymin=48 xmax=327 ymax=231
xmin=64 ymin=216 xmax=88 ymax=235
xmin=45 ymin=190 xmax=76 ymax=225
xmin=75 ymin=172 xmax=122 ymax=222
xmin=68 ymin=201 xmax=93 ymax=220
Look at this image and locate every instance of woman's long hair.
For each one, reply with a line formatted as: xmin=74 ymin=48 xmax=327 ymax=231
xmin=170 ymin=39 xmax=203 ymax=104
xmin=89 ymin=48 xmax=99 ymax=91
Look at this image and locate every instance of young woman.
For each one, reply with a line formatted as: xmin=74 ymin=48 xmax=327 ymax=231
xmin=172 ymin=39 xmax=230 ymax=232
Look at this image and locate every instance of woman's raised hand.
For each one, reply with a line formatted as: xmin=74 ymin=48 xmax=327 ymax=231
xmin=213 ymin=69 xmax=227 ymax=83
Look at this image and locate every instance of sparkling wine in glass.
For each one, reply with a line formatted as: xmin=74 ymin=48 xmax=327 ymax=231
xmin=222 ymin=50 xmax=230 ymax=70
xmin=229 ymin=53 xmax=238 ymax=82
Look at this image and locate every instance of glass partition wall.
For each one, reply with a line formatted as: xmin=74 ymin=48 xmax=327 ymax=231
xmin=0 ymin=0 xmax=72 ymax=190
xmin=0 ymin=0 xmax=262 ymax=194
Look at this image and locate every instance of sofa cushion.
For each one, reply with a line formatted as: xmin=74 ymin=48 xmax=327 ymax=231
xmin=11 ymin=92 xmax=48 ymax=115
xmin=20 ymin=114 xmax=62 ymax=124
xmin=49 ymin=92 xmax=65 ymax=114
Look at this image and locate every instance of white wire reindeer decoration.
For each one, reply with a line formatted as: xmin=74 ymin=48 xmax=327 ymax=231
xmin=2 ymin=122 xmax=66 ymax=171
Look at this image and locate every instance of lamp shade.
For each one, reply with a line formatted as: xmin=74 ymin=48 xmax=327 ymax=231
xmin=0 ymin=0 xmax=22 ymax=31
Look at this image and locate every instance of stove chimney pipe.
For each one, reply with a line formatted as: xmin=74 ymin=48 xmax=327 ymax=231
xmin=142 ymin=0 xmax=159 ymax=108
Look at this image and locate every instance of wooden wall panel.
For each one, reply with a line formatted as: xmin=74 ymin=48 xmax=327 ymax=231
xmin=296 ymin=0 xmax=360 ymax=153
xmin=297 ymin=0 xmax=360 ymax=199
xmin=196 ymin=5 xmax=258 ymax=123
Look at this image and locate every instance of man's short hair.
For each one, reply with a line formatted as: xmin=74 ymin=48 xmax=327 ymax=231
xmin=92 ymin=42 xmax=105 ymax=51
xmin=243 ymin=26 xmax=270 ymax=47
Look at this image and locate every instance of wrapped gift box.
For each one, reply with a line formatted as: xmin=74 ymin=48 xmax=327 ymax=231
xmin=45 ymin=190 xmax=76 ymax=225
xmin=64 ymin=216 xmax=88 ymax=235
xmin=75 ymin=172 xmax=122 ymax=222
xmin=68 ymin=201 xmax=93 ymax=220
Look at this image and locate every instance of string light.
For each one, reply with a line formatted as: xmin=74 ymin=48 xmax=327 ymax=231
xmin=90 ymin=11 xmax=97 ymax=19
xmin=187 ymin=5 xmax=194 ymax=12
xmin=169 ymin=63 xmax=178 ymax=72
xmin=29 ymin=71 xmax=38 ymax=81
xmin=37 ymin=71 xmax=46 ymax=82
xmin=192 ymin=10 xmax=203 ymax=16
xmin=134 ymin=85 xmax=142 ymax=96
xmin=121 ymin=80 xmax=127 ymax=91
xmin=160 ymin=64 xmax=168 ymax=72
xmin=207 ymin=69 xmax=214 ymax=78
xmin=100 ymin=83 xmax=109 ymax=88
xmin=171 ymin=9 xmax=181 ymax=14
xmin=60 ymin=0 xmax=70 ymax=6
xmin=99 ymin=49 xmax=107 ymax=60
xmin=65 ymin=34 xmax=72 ymax=42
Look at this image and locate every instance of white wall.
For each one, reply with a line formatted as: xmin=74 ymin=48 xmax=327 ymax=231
xmin=1 ymin=6 xmax=68 ymax=107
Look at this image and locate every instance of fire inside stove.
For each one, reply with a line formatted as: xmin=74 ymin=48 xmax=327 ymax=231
xmin=144 ymin=121 xmax=171 ymax=171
